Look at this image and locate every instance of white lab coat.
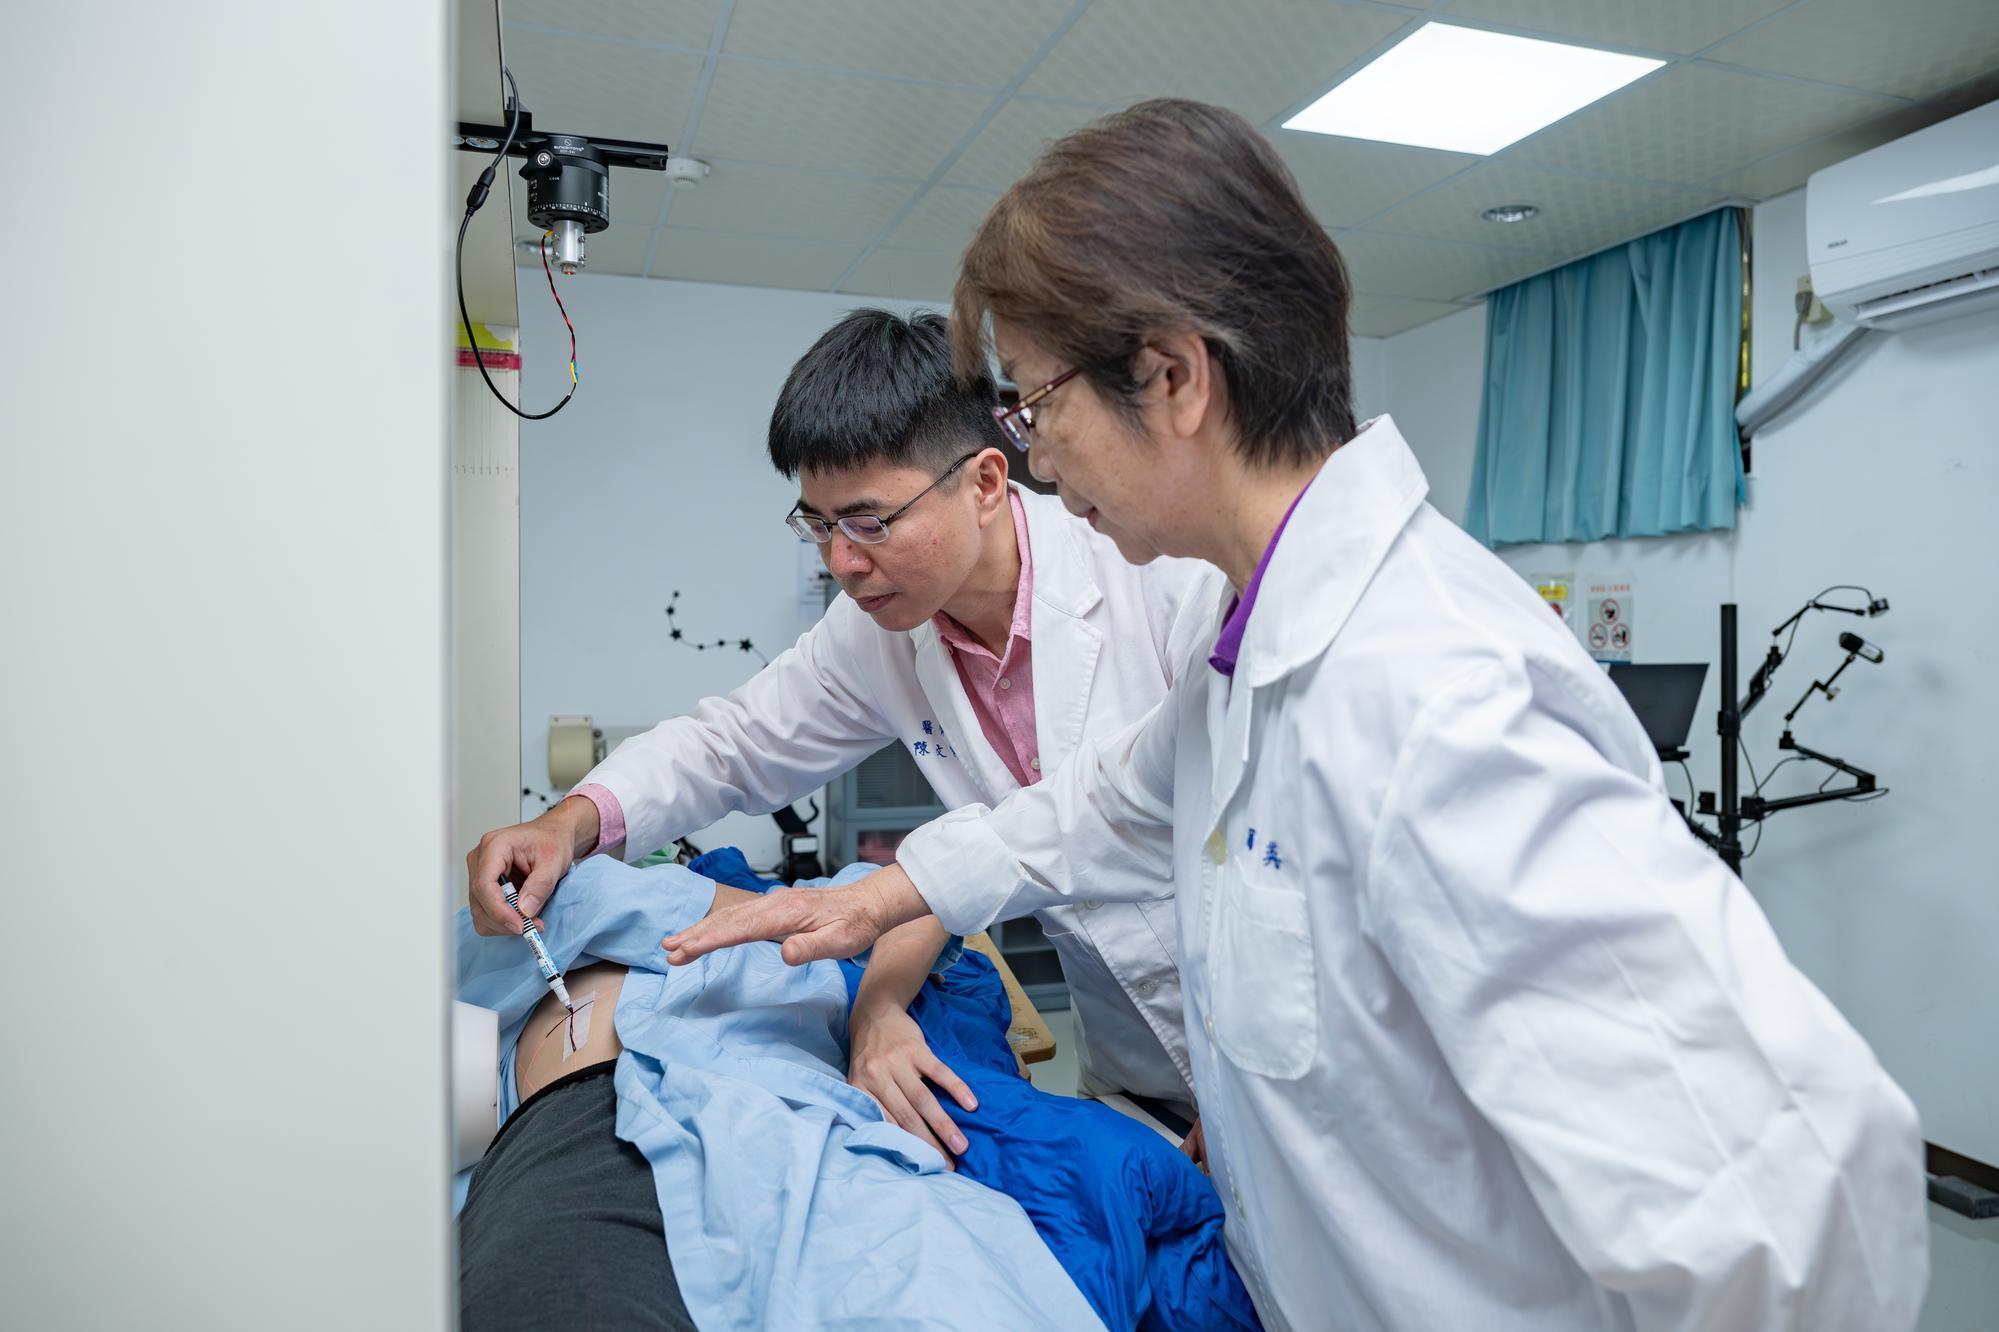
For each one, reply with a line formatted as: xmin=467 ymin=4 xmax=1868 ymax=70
xmin=581 ymin=485 xmax=1226 ymax=1108
xmin=899 ymin=418 xmax=1928 ymax=1331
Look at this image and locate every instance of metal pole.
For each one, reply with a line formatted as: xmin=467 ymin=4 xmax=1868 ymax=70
xmin=1718 ymin=603 xmax=1744 ymax=876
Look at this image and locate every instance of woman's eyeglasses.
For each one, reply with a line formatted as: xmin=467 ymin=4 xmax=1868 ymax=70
xmin=991 ymin=367 xmax=1079 ymax=452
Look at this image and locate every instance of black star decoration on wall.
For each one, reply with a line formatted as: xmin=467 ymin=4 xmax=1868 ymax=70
xmin=663 ymin=590 xmax=770 ymax=666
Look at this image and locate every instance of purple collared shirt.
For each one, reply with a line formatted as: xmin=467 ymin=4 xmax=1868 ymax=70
xmin=1208 ymin=480 xmax=1314 ymax=678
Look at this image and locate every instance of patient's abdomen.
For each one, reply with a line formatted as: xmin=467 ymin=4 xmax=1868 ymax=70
xmin=515 ymin=962 xmax=628 ymax=1101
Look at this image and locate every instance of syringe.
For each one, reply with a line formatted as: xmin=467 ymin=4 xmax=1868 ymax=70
xmin=503 ymin=879 xmax=573 ymax=1013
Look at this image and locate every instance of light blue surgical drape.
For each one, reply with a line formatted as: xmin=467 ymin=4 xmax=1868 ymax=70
xmin=1466 ymin=208 xmax=1745 ymax=546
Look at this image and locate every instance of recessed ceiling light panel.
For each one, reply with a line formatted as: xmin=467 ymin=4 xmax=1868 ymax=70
xmin=1283 ymin=23 xmax=1663 ymax=156
xmin=1482 ymin=203 xmax=1540 ymax=223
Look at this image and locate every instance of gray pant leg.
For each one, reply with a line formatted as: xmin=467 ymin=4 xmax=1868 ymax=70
xmin=458 ymin=1070 xmax=697 ymax=1332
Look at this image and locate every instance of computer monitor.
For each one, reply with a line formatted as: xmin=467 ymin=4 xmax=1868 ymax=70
xmin=1608 ymin=663 xmax=1709 ymax=756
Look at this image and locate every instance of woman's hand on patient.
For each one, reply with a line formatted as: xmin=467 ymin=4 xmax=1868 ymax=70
xmin=466 ymin=797 xmax=598 ymax=936
xmin=849 ymin=1001 xmax=977 ymax=1168
xmin=661 ymin=863 xmax=930 ymax=966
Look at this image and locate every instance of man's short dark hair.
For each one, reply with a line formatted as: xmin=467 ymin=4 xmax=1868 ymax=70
xmin=768 ymin=308 xmax=1007 ymax=479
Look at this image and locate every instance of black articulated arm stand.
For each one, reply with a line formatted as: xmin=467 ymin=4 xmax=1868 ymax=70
xmin=1696 ymin=596 xmax=1891 ymax=878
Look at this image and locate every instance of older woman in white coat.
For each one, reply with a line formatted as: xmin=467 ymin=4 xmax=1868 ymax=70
xmin=664 ymin=100 xmax=1927 ymax=1332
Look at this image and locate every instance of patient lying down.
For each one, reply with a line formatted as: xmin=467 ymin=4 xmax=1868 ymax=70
xmin=454 ymin=854 xmax=1258 ymax=1332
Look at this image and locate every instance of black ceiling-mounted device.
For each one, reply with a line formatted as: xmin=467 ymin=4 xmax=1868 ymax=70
xmin=455 ymin=105 xmax=671 ymax=277
xmin=520 ymin=136 xmax=608 ymax=275
xmin=452 ymin=68 xmax=671 ymax=420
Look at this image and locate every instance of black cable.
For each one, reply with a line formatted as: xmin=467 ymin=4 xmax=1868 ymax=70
xmin=1736 ymin=740 xmax=1770 ymax=859
xmin=494 ymin=67 xmax=523 ymax=164
xmin=1753 ymin=753 xmax=1804 ymax=797
xmin=1738 ymin=737 xmax=1763 ymax=795
xmin=1810 ymin=584 xmax=1874 ymax=611
xmin=1737 ymin=746 xmax=1806 ymax=861
xmin=456 ymin=68 xmax=578 ymax=421
xmin=1764 ymin=585 xmax=1878 ymax=694
xmin=1673 ymin=758 xmax=1697 ymax=812
xmin=1775 ymin=614 xmax=1806 ymax=670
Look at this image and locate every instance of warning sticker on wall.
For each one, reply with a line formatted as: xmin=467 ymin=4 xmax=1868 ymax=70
xmin=1586 ymin=579 xmax=1635 ymax=663
xmin=1530 ymin=572 xmax=1577 ymax=637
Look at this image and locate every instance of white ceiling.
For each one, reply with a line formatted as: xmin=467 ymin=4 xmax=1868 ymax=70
xmin=498 ymin=0 xmax=1999 ymax=336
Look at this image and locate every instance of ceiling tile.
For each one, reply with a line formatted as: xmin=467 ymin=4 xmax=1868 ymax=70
xmin=1706 ymin=0 xmax=1999 ymax=100
xmin=839 ymin=247 xmax=962 ymax=303
xmin=500 ymin=29 xmax=706 ymax=144
xmin=689 ymin=61 xmax=993 ymax=177
xmin=883 ymin=185 xmax=1002 ymax=252
xmin=1437 ymin=0 xmax=1793 ymax=56
xmin=1275 ymin=133 xmax=1479 ymax=228
xmin=503 ymin=0 xmax=723 ymax=47
xmin=664 ymin=165 xmax=921 ymax=241
xmin=1349 ymin=293 xmax=1468 ymax=338
xmin=1509 ymin=61 xmax=1895 ymax=186
xmin=943 ymin=98 xmax=1111 ymax=190
xmin=1711 ymin=70 xmax=1999 ymax=199
xmin=1334 ymin=229 xmax=1558 ymax=302
xmin=1022 ymin=0 xmax=1410 ymax=125
xmin=721 ymin=0 xmax=1072 ymax=87
xmin=647 ymin=229 xmax=867 ymax=289
xmin=1367 ymin=161 xmax=1722 ymax=256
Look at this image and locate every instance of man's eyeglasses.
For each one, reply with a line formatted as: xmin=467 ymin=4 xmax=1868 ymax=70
xmin=991 ymin=367 xmax=1079 ymax=452
xmin=786 ymin=451 xmax=980 ymax=545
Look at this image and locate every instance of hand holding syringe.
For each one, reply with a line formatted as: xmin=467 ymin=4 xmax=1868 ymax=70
xmin=502 ymin=875 xmax=574 ymax=1021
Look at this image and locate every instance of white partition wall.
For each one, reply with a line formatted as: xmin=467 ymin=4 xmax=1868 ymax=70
xmin=1 ymin=3 xmax=453 ymax=1327
xmin=454 ymin=359 xmax=524 ymax=887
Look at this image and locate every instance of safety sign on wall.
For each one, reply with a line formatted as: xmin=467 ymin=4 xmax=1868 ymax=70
xmin=1586 ymin=579 xmax=1635 ymax=663
xmin=1530 ymin=572 xmax=1577 ymax=636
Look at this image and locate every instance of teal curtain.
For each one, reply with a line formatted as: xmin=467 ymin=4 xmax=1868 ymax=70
xmin=1465 ymin=208 xmax=1745 ymax=546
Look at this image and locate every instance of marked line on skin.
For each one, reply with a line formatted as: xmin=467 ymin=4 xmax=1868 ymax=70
xmin=545 ymin=993 xmax=596 ymax=1059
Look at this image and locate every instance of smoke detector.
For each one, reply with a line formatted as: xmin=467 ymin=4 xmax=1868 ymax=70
xmin=664 ymin=156 xmax=711 ymax=191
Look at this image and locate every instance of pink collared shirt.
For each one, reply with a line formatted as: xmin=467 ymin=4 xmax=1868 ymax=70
xmin=573 ymin=491 xmax=1043 ymax=858
xmin=931 ymin=491 xmax=1040 ymax=789
xmin=573 ymin=781 xmax=627 ymax=859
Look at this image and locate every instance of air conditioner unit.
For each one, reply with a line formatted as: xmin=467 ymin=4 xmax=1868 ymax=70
xmin=1807 ymin=99 xmax=1999 ymax=331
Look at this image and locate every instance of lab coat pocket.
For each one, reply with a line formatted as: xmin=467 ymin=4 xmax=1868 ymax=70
xmin=1212 ymin=867 xmax=1317 ymax=1081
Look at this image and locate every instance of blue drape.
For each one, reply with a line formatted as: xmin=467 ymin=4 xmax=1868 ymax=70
xmin=1466 ymin=208 xmax=1745 ymax=546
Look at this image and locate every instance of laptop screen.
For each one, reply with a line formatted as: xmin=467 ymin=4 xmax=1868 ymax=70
xmin=1608 ymin=663 xmax=1710 ymax=753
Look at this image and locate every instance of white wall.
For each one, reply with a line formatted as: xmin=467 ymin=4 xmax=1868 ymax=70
xmin=1 ymin=3 xmax=450 ymax=1327
xmin=1374 ymin=193 xmax=1999 ymax=1165
xmin=1350 ymin=332 xmax=1389 ymax=426
xmin=516 ymin=275 xmax=928 ymax=866
xmin=1731 ymin=190 xmax=1998 ymax=1166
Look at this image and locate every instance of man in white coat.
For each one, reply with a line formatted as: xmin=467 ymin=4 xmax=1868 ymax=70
xmin=468 ymin=309 xmax=1223 ymax=1157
